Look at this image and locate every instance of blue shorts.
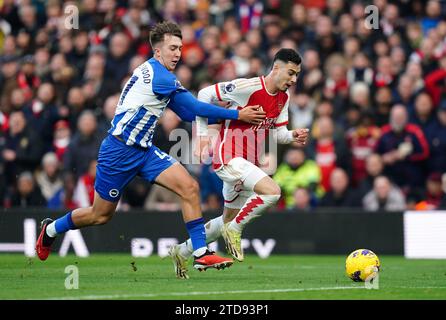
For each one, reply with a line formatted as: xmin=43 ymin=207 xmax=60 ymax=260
xmin=95 ymin=135 xmax=177 ymax=202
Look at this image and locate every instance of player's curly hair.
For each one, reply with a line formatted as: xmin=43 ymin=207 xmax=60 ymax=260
xmin=273 ymin=48 xmax=302 ymax=66
xmin=149 ymin=21 xmax=182 ymax=47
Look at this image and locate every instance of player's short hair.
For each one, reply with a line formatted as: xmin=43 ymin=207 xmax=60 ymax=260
xmin=149 ymin=21 xmax=182 ymax=47
xmin=273 ymin=48 xmax=302 ymax=66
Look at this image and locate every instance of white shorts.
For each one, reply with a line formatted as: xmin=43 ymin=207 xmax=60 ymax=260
xmin=215 ymin=157 xmax=268 ymax=209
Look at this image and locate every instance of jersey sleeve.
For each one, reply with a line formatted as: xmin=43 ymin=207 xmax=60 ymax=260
xmin=275 ymin=93 xmax=289 ymax=127
xmin=213 ymin=78 xmax=254 ymax=105
xmin=152 ymin=71 xmax=186 ymax=98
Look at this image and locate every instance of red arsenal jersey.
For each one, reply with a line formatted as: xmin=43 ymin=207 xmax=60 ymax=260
xmin=210 ymin=76 xmax=290 ymax=169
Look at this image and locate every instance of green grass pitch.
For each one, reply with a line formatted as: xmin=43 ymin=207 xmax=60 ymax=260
xmin=1 ymin=254 xmax=445 ymax=300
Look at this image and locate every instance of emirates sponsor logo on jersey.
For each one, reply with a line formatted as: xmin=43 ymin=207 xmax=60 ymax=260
xmin=250 ymin=118 xmax=276 ymax=131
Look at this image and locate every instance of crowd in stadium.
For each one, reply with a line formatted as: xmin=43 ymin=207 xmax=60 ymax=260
xmin=1 ymin=0 xmax=446 ymax=212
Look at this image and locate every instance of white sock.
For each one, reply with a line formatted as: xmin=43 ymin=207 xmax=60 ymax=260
xmin=229 ymin=194 xmax=280 ymax=233
xmin=46 ymin=222 xmax=57 ymax=238
xmin=180 ymin=216 xmax=224 ymax=258
xmin=193 ymin=247 xmax=207 ymax=257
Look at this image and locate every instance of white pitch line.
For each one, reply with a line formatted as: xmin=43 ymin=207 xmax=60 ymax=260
xmin=43 ymin=286 xmax=364 ymax=300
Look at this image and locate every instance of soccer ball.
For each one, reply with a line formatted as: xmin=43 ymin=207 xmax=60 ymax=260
xmin=345 ymin=249 xmax=381 ymax=282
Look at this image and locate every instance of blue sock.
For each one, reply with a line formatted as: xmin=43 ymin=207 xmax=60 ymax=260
xmin=185 ymin=217 xmax=206 ymax=252
xmin=54 ymin=211 xmax=77 ymax=234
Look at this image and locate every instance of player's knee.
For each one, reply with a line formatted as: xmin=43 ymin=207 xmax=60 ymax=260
xmin=258 ymin=182 xmax=281 ymax=198
xmin=180 ymin=179 xmax=200 ymax=200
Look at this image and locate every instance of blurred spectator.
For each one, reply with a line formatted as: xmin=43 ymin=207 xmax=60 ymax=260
xmin=63 ymin=110 xmax=104 ymax=178
xmin=238 ymin=0 xmax=263 ymax=35
xmin=421 ymin=0 xmax=442 ymax=35
xmin=73 ymin=159 xmax=97 ymax=207
xmin=363 ymin=175 xmax=406 ymax=211
xmin=318 ymin=167 xmax=360 ymax=207
xmin=199 ymin=163 xmax=224 ymax=210
xmin=410 ymin=92 xmax=438 ymax=141
xmin=289 ymin=91 xmax=315 ymax=130
xmin=347 ymin=52 xmax=373 ymax=86
xmin=105 ymin=32 xmax=132 ymax=84
xmin=439 ymin=173 xmax=446 ymax=210
xmin=0 ymin=54 xmax=19 ymax=114
xmin=144 ymin=184 xmax=181 ymax=211
xmin=52 ymin=120 xmax=72 ymax=162
xmin=47 ymin=171 xmax=78 ymax=210
xmin=83 ymin=52 xmax=119 ymax=110
xmin=375 ymin=104 xmax=429 ymax=192
xmin=17 ymin=54 xmax=40 ymax=101
xmin=373 ymin=86 xmax=393 ymax=127
xmin=414 ymin=172 xmax=444 ymax=210
xmin=424 ymin=54 xmax=446 ymax=108
xmin=273 ymin=147 xmax=321 ymax=208
xmin=307 ymin=116 xmax=351 ymax=192
xmin=22 ymin=82 xmax=60 ymax=150
xmin=11 ymin=171 xmax=46 ymax=208
xmin=345 ymin=110 xmax=381 ymax=186
xmin=98 ymin=93 xmax=119 ymax=134
xmin=393 ymin=74 xmax=417 ymax=113
xmin=2 ymin=110 xmax=43 ymax=187
xmin=35 ymin=152 xmax=63 ymax=202
xmin=426 ymin=101 xmax=446 ymax=174
xmin=292 ymin=187 xmax=313 ymax=212
xmin=357 ymin=153 xmax=385 ymax=200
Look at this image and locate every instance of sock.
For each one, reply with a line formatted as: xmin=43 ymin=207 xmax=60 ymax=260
xmin=229 ymin=194 xmax=280 ymax=233
xmin=180 ymin=216 xmax=224 ymax=258
xmin=52 ymin=211 xmax=76 ymax=234
xmin=185 ymin=217 xmax=207 ymax=257
xmin=46 ymin=222 xmax=57 ymax=238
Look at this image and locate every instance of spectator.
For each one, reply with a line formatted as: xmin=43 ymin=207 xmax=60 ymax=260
xmin=319 ymin=167 xmax=360 ymax=207
xmin=439 ymin=173 xmax=446 ymax=210
xmin=22 ymin=82 xmax=60 ymax=150
xmin=0 ymin=54 xmax=19 ymax=114
xmin=105 ymin=32 xmax=133 ymax=84
xmin=273 ymin=147 xmax=321 ymax=208
xmin=11 ymin=171 xmax=46 ymax=208
xmin=427 ymin=100 xmax=446 ymax=174
xmin=52 ymin=120 xmax=71 ymax=162
xmin=414 ymin=172 xmax=444 ymax=210
xmin=357 ymin=153 xmax=385 ymax=199
xmin=307 ymin=116 xmax=351 ymax=192
xmin=199 ymin=163 xmax=224 ymax=210
xmin=292 ymin=187 xmax=313 ymax=212
xmin=73 ymin=159 xmax=97 ymax=207
xmin=288 ymin=91 xmax=315 ymax=130
xmin=2 ymin=110 xmax=44 ymax=187
xmin=47 ymin=171 xmax=78 ymax=210
xmin=345 ymin=110 xmax=381 ymax=186
xmin=35 ymin=152 xmax=63 ymax=202
xmin=363 ymin=175 xmax=406 ymax=211
xmin=144 ymin=184 xmax=181 ymax=211
xmin=63 ymin=110 xmax=104 ymax=178
xmin=375 ymin=104 xmax=429 ymax=192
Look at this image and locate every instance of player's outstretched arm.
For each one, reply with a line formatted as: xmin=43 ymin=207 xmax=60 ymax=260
xmin=170 ymin=90 xmax=265 ymax=124
xmin=168 ymin=101 xmax=220 ymax=124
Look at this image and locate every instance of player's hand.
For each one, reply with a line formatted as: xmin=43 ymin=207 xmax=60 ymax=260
xmin=238 ymin=105 xmax=266 ymax=124
xmin=292 ymin=128 xmax=310 ymax=146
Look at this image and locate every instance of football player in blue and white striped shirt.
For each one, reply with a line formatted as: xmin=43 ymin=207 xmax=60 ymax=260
xmin=36 ymin=21 xmax=265 ymax=276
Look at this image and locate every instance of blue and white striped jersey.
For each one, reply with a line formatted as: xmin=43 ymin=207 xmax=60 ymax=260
xmin=108 ymin=57 xmax=185 ymax=148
